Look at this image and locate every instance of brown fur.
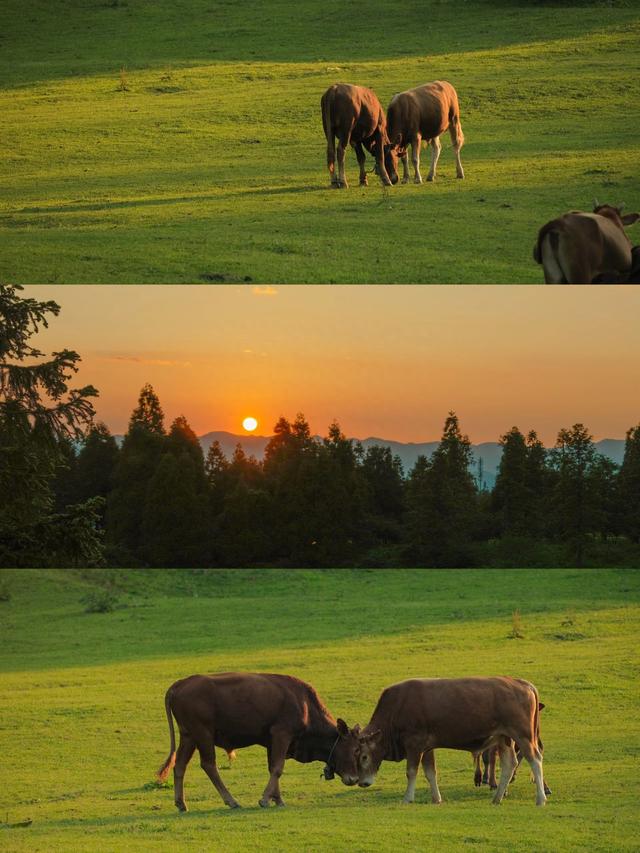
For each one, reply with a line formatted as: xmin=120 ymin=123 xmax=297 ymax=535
xmin=353 ymin=676 xmax=549 ymax=806
xmin=320 ymin=83 xmax=393 ymax=188
xmin=385 ymin=80 xmax=465 ymax=183
xmin=534 ymin=204 xmax=639 ymax=284
xmin=156 ymin=672 xmax=360 ymax=811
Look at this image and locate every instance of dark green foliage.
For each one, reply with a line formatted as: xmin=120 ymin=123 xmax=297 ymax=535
xmin=492 ymin=428 xmax=551 ymax=538
xmin=0 ymin=284 xmax=101 ymax=567
xmin=405 ymin=413 xmax=480 ymax=567
xmin=619 ymin=424 xmax=640 ymax=543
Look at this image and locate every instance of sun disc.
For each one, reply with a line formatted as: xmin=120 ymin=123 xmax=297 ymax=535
xmin=243 ymin=416 xmax=258 ymax=432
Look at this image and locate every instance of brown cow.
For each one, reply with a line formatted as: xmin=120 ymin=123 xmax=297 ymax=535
xmin=321 ymin=83 xmax=395 ymax=188
xmin=156 ymin=672 xmax=360 ymax=810
xmin=533 ymin=202 xmax=640 ymax=284
xmin=352 ymin=676 xmax=548 ymax=806
xmin=385 ymin=80 xmax=465 ymax=185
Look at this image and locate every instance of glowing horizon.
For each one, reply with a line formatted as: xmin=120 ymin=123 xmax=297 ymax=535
xmin=22 ymin=284 xmax=640 ymax=446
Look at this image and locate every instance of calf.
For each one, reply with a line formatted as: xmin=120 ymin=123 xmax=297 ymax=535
xmin=385 ymin=80 xmax=465 ymax=184
xmin=533 ymin=202 xmax=640 ymax=284
xmin=352 ymin=676 xmax=548 ymax=806
xmin=321 ymin=83 xmax=395 ymax=188
xmin=156 ymin=672 xmax=360 ymax=810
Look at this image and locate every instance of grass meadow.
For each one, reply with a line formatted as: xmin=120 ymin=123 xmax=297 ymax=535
xmin=1 ymin=1 xmax=639 ymax=283
xmin=0 ymin=567 xmax=639 ymax=851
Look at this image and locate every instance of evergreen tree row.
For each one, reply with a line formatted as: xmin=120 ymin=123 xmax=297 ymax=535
xmin=52 ymin=385 xmax=640 ymax=568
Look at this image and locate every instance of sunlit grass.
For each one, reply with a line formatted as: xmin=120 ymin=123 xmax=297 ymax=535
xmin=1 ymin=2 xmax=639 ymax=282
xmin=0 ymin=567 xmax=638 ymax=851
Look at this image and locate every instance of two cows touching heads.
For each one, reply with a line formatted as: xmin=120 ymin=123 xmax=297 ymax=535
xmin=156 ymin=673 xmax=549 ymax=813
xmin=321 ymin=81 xmax=464 ymax=189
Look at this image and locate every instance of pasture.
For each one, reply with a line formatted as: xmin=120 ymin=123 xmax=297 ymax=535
xmin=1 ymin=1 xmax=639 ymax=283
xmin=0 ymin=567 xmax=639 ymax=852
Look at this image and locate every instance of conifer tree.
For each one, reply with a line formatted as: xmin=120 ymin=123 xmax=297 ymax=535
xmin=619 ymin=424 xmax=640 ymax=543
xmin=0 ymin=285 xmax=101 ymax=566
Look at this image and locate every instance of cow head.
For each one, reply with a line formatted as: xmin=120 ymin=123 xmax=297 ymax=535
xmin=384 ymin=144 xmax=399 ymax=185
xmin=324 ymin=719 xmax=363 ymax=786
xmin=354 ymin=728 xmax=384 ymax=787
xmin=593 ymin=201 xmax=640 ymax=233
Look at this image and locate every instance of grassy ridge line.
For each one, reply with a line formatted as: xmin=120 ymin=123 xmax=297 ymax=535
xmin=0 ymin=569 xmax=638 ymax=851
xmin=1 ymin=5 xmax=639 ymax=282
xmin=1 ymin=568 xmax=638 ymax=670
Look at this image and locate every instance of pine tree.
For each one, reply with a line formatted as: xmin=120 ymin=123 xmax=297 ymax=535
xmin=0 ymin=285 xmax=101 ymax=566
xmin=619 ymin=424 xmax=640 ymax=543
xmin=405 ymin=412 xmax=478 ymax=566
xmin=549 ymin=423 xmax=600 ymax=566
xmin=105 ymin=385 xmax=166 ymax=562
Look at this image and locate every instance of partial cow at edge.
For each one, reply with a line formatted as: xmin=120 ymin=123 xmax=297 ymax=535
xmin=534 ymin=202 xmax=640 ymax=284
xmin=385 ymin=80 xmax=465 ymax=185
xmin=321 ymin=83 xmax=395 ymax=189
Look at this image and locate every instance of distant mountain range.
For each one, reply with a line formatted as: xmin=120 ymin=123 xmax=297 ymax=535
xmin=196 ymin=431 xmax=627 ymax=490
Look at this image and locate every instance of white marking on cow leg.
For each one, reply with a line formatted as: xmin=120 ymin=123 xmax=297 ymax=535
xmin=492 ymin=742 xmax=516 ymax=805
xmin=525 ymin=748 xmax=547 ymax=806
xmin=403 ymin=759 xmax=419 ymax=803
xmin=412 ymin=137 xmax=422 ymax=184
xmin=422 ymin=750 xmax=442 ymax=804
xmin=427 ymin=136 xmax=441 ymax=182
xmin=401 ymin=152 xmax=410 ymax=184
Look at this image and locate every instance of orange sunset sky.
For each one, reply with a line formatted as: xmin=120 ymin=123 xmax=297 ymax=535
xmin=25 ymin=284 xmax=640 ymax=444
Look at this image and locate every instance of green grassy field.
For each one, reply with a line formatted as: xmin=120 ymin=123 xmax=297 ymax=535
xmin=1 ymin=567 xmax=639 ymax=852
xmin=1 ymin=1 xmax=639 ymax=283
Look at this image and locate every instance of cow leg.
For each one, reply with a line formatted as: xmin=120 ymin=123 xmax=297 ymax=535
xmin=474 ymin=753 xmax=482 ymax=787
xmin=259 ymin=730 xmax=290 ymax=807
xmin=353 ymin=142 xmax=368 ymax=186
xmin=373 ymin=129 xmax=392 ymax=186
xmin=402 ymin=747 xmax=422 ymax=803
xmin=196 ymin=734 xmax=240 ymax=809
xmin=327 ymin=133 xmax=339 ymax=187
xmin=488 ymin=747 xmax=498 ymax=789
xmin=337 ymin=136 xmax=349 ymax=189
xmin=426 ymin=136 xmax=442 ymax=182
xmin=411 ymin=136 xmax=423 ymax=184
xmin=518 ymin=738 xmax=547 ymax=806
xmin=421 ymin=750 xmax=442 ymax=804
xmin=449 ymin=123 xmax=465 ymax=179
xmin=492 ymin=740 xmax=517 ymax=805
xmin=173 ymin=734 xmax=196 ymax=812
xmin=401 ymin=151 xmax=411 ymax=184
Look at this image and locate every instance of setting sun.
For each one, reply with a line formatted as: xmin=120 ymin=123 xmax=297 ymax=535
xmin=242 ymin=416 xmax=258 ymax=432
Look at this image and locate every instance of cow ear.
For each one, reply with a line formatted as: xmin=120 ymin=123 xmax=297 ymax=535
xmin=336 ymin=718 xmax=349 ymax=738
xmin=538 ymin=702 xmax=545 ymax=711
xmin=366 ymin=729 xmax=382 ymax=744
xmin=621 ymin=212 xmax=640 ymax=226
xmin=352 ymin=723 xmax=361 ymax=736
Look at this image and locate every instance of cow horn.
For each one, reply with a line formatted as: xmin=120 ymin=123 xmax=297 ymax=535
xmin=593 ymin=197 xmax=599 ymax=209
xmin=618 ymin=202 xmax=626 ymax=212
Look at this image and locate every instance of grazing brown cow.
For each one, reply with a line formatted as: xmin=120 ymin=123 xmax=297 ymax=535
xmin=533 ymin=202 xmax=640 ymax=284
xmin=321 ymin=83 xmax=395 ymax=188
xmin=156 ymin=672 xmax=360 ymax=810
xmin=351 ymin=676 xmax=548 ymax=806
xmin=385 ymin=80 xmax=465 ymax=185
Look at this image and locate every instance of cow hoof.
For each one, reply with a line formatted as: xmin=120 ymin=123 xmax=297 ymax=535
xmin=426 ymin=176 xmax=435 ymax=182
xmin=536 ymin=799 xmax=547 ymax=807
xmin=402 ymin=178 xmax=410 ymax=185
xmin=258 ymin=799 xmax=270 ymax=808
xmin=175 ymin=802 xmax=188 ymax=813
xmin=414 ymin=178 xmax=423 ymax=185
xmin=431 ymin=798 xmax=443 ymax=805
xmin=402 ymin=798 xmax=414 ymax=805
xmin=489 ymin=784 xmax=498 ymax=790
xmin=275 ymin=801 xmax=286 ymax=808
xmin=457 ymin=173 xmax=465 ymax=179
xmin=227 ymin=801 xmax=241 ymax=809
xmin=360 ymin=178 xmax=368 ymax=187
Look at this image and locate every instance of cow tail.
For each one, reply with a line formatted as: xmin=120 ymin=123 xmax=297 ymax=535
xmin=533 ymin=223 xmax=557 ymax=265
xmin=156 ymin=688 xmax=177 ymax=782
xmin=322 ymin=88 xmax=336 ymax=168
xmin=530 ymin=686 xmax=542 ymax=754
xmin=449 ymin=97 xmax=464 ymax=149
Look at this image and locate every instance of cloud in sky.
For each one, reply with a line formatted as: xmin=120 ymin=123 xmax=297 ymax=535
xmin=252 ymin=286 xmax=278 ymax=297
xmin=98 ymin=355 xmax=192 ymax=368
